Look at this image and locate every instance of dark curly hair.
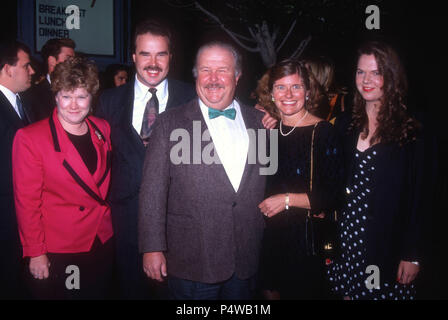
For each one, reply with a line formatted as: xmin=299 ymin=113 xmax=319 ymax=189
xmin=51 ymin=56 xmax=99 ymax=96
xmin=350 ymin=41 xmax=420 ymax=145
xmin=255 ymin=59 xmax=328 ymax=120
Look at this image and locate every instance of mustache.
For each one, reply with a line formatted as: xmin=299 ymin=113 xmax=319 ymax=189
xmin=205 ymin=83 xmax=225 ymax=89
xmin=144 ymin=66 xmax=162 ymax=72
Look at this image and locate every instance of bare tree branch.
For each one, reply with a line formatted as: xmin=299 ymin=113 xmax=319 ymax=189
xmin=272 ymin=25 xmax=280 ymax=44
xmin=289 ymin=35 xmax=312 ymax=59
xmin=258 ymin=21 xmax=277 ymax=67
xmin=194 ymin=1 xmax=259 ymax=52
xmin=276 ymin=19 xmax=297 ymax=52
xmin=248 ymin=26 xmax=257 ymax=39
xmin=227 ymin=30 xmax=257 ymax=43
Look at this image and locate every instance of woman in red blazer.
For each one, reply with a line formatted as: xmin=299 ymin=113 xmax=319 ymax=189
xmin=13 ymin=57 xmax=113 ymax=299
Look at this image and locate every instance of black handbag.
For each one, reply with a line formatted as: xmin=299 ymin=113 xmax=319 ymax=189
xmin=304 ymin=123 xmax=339 ymax=261
xmin=305 ymin=211 xmax=339 ymax=259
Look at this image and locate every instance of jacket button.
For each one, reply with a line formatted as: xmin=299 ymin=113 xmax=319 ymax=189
xmin=232 ymin=202 xmax=237 ymax=208
xmin=79 ymin=206 xmax=85 ymax=211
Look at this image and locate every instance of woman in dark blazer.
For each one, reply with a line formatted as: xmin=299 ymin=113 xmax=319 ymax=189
xmin=13 ymin=57 xmax=113 ymax=299
xmin=328 ymin=41 xmax=423 ymax=300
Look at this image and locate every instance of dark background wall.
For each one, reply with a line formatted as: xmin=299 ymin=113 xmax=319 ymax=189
xmin=6 ymin=0 xmax=444 ymax=118
xmin=127 ymin=1 xmax=444 ymax=121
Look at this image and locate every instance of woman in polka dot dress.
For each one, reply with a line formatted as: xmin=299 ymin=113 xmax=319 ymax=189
xmin=329 ymin=41 xmax=423 ymax=300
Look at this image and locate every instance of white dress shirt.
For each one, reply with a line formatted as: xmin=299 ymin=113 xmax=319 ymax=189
xmin=132 ymin=76 xmax=169 ymax=133
xmin=0 ymin=84 xmax=22 ymax=119
xmin=199 ymin=99 xmax=249 ymax=192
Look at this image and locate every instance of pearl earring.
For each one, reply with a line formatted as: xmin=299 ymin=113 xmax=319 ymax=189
xmin=272 ymin=96 xmax=275 ymax=102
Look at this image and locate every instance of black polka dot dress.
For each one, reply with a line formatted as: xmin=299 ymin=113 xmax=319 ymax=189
xmin=328 ymin=147 xmax=416 ymax=300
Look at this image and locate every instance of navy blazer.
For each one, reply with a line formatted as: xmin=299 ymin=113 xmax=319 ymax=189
xmin=0 ymin=91 xmax=26 ymax=238
xmin=0 ymin=91 xmax=27 ymax=298
xmin=335 ymin=112 xmax=425 ymax=281
xmin=22 ymin=78 xmax=54 ymax=123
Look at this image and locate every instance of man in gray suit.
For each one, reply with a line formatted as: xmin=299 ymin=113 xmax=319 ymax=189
xmin=138 ymin=42 xmax=268 ymax=299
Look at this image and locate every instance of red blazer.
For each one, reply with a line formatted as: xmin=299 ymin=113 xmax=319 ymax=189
xmin=13 ymin=109 xmax=113 ymax=257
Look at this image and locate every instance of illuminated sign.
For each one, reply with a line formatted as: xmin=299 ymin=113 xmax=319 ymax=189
xmin=35 ymin=0 xmax=114 ymax=56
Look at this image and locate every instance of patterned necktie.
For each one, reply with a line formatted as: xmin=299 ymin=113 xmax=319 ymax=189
xmin=140 ymin=88 xmax=159 ymax=145
xmin=16 ymin=94 xmax=29 ymax=126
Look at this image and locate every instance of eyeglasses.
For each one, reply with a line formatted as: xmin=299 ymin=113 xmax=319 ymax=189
xmin=273 ymin=84 xmax=305 ymax=92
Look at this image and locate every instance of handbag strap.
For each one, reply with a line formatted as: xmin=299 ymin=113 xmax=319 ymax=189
xmin=307 ymin=122 xmax=318 ymax=218
xmin=306 ymin=122 xmax=319 ymax=254
xmin=309 ymin=122 xmax=318 ymax=193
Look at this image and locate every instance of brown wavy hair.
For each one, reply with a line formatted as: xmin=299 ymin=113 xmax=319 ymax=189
xmin=51 ymin=56 xmax=99 ymax=96
xmin=304 ymin=56 xmax=335 ymax=94
xmin=350 ymin=41 xmax=420 ymax=145
xmin=255 ymin=59 xmax=328 ymax=119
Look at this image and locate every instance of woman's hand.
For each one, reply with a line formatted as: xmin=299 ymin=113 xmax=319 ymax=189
xmin=29 ymin=254 xmax=50 ymax=280
xmin=255 ymin=104 xmax=277 ymax=129
xmin=397 ymin=260 xmax=419 ymax=285
xmin=259 ymin=194 xmax=287 ymax=218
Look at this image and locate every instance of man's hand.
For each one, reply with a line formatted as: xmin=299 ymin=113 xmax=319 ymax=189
xmin=29 ymin=254 xmax=50 ymax=280
xmin=255 ymin=104 xmax=277 ymax=129
xmin=397 ymin=260 xmax=420 ymax=285
xmin=143 ymin=252 xmax=167 ymax=282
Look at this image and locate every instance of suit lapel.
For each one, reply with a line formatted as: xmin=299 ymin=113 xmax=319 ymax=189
xmin=0 ymin=91 xmax=24 ymax=130
xmin=166 ymin=78 xmax=184 ymax=110
xmin=86 ymin=118 xmax=111 ymax=198
xmin=121 ymin=80 xmax=146 ymax=157
xmin=166 ymin=79 xmax=175 ymax=110
xmin=236 ymin=103 xmax=259 ymax=195
xmin=18 ymin=93 xmax=32 ymax=125
xmin=49 ymin=111 xmax=107 ymax=204
xmin=183 ymin=99 xmax=245 ymax=195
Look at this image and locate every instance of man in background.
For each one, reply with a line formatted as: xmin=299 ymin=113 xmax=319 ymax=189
xmin=24 ymin=38 xmax=75 ymax=122
xmin=0 ymin=41 xmax=35 ymax=299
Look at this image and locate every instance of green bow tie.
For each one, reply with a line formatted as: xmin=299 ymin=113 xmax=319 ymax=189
xmin=208 ymin=107 xmax=237 ymax=120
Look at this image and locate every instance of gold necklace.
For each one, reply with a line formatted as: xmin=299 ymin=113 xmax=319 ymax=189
xmin=279 ymin=111 xmax=309 ymax=136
